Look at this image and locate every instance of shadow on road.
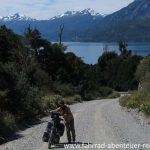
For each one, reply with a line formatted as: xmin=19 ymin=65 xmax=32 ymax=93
xmin=1 ymin=116 xmax=48 ymax=145
xmin=0 ymin=133 xmax=23 ymax=145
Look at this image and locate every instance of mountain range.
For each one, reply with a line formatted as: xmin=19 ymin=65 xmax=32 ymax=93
xmin=0 ymin=13 xmax=36 ymax=21
xmin=0 ymin=0 xmax=150 ymax=42
xmin=0 ymin=8 xmax=104 ymax=41
xmin=81 ymin=0 xmax=150 ymax=42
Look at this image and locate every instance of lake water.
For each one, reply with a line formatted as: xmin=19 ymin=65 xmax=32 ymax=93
xmin=64 ymin=42 xmax=150 ymax=64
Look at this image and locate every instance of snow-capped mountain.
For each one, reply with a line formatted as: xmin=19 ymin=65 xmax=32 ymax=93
xmin=0 ymin=9 xmax=105 ymax=22
xmin=0 ymin=13 xmax=36 ymax=21
xmin=2 ymin=0 xmax=150 ymax=42
xmin=80 ymin=0 xmax=150 ymax=42
xmin=0 ymin=8 xmax=104 ymax=41
xmin=50 ymin=8 xmax=106 ymax=20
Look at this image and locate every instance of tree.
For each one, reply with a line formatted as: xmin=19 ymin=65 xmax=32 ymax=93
xmin=119 ymin=41 xmax=132 ymax=57
xmin=97 ymin=51 xmax=119 ymax=86
xmin=97 ymin=49 xmax=142 ymax=90
xmin=59 ymin=24 xmax=64 ymax=48
xmin=135 ymin=56 xmax=150 ymax=90
xmin=0 ymin=26 xmax=50 ymax=118
xmin=0 ymin=25 xmax=22 ymax=63
xmin=25 ymin=25 xmax=51 ymax=58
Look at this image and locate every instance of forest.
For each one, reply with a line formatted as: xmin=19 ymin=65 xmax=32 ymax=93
xmin=0 ymin=25 xmax=144 ymax=142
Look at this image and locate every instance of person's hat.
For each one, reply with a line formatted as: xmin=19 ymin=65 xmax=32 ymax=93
xmin=59 ymin=100 xmax=65 ymax=107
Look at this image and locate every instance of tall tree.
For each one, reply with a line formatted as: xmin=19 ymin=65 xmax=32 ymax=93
xmin=59 ymin=24 xmax=64 ymax=48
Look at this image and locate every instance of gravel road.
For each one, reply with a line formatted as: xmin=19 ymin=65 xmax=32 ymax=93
xmin=1 ymin=98 xmax=150 ymax=150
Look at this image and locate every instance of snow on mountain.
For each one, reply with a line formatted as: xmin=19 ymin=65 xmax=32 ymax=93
xmin=50 ymin=8 xmax=106 ymax=20
xmin=0 ymin=13 xmax=36 ymax=21
xmin=0 ymin=9 xmax=106 ymax=21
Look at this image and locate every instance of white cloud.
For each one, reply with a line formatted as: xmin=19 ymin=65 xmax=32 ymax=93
xmin=0 ymin=0 xmax=134 ymax=19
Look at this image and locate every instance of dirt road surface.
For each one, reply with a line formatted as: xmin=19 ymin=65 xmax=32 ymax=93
xmin=1 ymin=98 xmax=150 ymax=150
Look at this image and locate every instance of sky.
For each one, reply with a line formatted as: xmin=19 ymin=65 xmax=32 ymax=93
xmin=0 ymin=0 xmax=134 ymax=20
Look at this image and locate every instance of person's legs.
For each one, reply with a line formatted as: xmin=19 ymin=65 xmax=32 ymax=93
xmin=70 ymin=119 xmax=76 ymax=142
xmin=65 ymin=123 xmax=71 ymax=143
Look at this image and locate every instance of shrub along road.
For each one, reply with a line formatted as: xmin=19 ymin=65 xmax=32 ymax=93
xmin=1 ymin=98 xmax=150 ymax=150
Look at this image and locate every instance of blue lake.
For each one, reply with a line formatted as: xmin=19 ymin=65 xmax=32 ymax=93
xmin=64 ymin=42 xmax=150 ymax=64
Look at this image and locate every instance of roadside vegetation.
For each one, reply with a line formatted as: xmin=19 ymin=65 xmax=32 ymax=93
xmin=0 ymin=26 xmax=142 ymax=142
xmin=120 ymin=55 xmax=150 ymax=116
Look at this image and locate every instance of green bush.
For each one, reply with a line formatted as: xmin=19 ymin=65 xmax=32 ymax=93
xmin=135 ymin=56 xmax=150 ymax=81
xmin=63 ymin=97 xmax=76 ymax=105
xmin=131 ymin=56 xmax=150 ymax=115
xmin=119 ymin=94 xmax=140 ymax=109
xmin=119 ymin=95 xmax=129 ymax=107
xmin=140 ymin=103 xmax=150 ymax=115
xmin=2 ymin=113 xmax=16 ymax=130
xmin=119 ymin=91 xmax=150 ymax=115
xmin=53 ymin=83 xmax=75 ymax=96
xmin=126 ymin=100 xmax=139 ymax=109
xmin=74 ymin=94 xmax=82 ymax=102
xmin=0 ymin=111 xmax=17 ymax=136
xmin=42 ymin=94 xmax=63 ymax=110
xmin=98 ymin=86 xmax=113 ymax=97
xmin=84 ymin=92 xmax=96 ymax=101
xmin=63 ymin=95 xmax=82 ymax=104
xmin=22 ymin=87 xmax=44 ymax=118
xmin=107 ymin=91 xmax=120 ymax=99
xmin=83 ymin=87 xmax=119 ymax=101
xmin=42 ymin=94 xmax=82 ymax=110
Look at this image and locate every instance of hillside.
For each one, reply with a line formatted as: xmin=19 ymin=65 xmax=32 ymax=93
xmin=79 ymin=0 xmax=150 ymax=42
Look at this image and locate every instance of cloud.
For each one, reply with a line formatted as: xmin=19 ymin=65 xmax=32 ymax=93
xmin=0 ymin=0 xmax=134 ymax=19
